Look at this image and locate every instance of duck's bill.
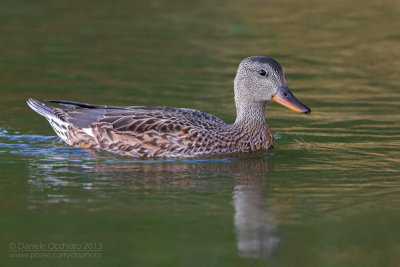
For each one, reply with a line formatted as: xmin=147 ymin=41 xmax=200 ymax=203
xmin=272 ymin=86 xmax=311 ymax=114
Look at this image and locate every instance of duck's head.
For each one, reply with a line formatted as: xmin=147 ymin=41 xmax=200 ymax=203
xmin=234 ymin=56 xmax=311 ymax=114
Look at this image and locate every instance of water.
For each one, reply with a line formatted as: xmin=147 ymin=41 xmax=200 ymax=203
xmin=1 ymin=0 xmax=399 ymax=266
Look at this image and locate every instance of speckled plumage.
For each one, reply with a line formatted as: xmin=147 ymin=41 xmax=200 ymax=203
xmin=27 ymin=56 xmax=301 ymax=158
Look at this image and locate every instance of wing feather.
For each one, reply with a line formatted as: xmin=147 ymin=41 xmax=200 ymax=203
xmin=45 ymin=100 xmax=228 ymax=138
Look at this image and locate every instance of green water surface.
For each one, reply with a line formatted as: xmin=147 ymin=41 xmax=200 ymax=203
xmin=1 ymin=0 xmax=399 ymax=266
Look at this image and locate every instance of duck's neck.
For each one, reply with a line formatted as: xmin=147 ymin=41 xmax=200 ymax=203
xmin=234 ymin=100 xmax=267 ymax=127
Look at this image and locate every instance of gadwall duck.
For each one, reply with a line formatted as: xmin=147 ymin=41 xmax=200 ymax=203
xmin=27 ymin=56 xmax=310 ymax=158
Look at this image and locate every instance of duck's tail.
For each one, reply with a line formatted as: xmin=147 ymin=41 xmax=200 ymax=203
xmin=26 ymin=98 xmax=73 ymax=144
xmin=26 ymin=98 xmax=56 ymax=117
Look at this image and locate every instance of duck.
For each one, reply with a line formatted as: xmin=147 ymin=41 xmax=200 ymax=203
xmin=27 ymin=56 xmax=311 ymax=158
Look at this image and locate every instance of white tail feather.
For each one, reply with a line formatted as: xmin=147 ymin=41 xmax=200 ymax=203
xmin=27 ymin=98 xmax=72 ymax=144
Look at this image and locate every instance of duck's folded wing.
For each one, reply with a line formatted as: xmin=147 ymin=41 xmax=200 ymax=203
xmin=47 ymin=100 xmax=227 ymax=133
xmin=96 ymin=107 xmax=228 ymax=133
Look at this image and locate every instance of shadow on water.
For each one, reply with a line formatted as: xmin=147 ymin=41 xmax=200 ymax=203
xmin=1 ymin=128 xmax=280 ymax=259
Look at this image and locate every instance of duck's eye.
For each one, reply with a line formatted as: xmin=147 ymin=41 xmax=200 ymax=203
xmin=259 ymin=69 xmax=267 ymax=76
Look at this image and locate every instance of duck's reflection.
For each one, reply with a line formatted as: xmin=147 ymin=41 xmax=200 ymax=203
xmin=27 ymin=151 xmax=280 ymax=259
xmin=231 ymin=157 xmax=281 ymax=259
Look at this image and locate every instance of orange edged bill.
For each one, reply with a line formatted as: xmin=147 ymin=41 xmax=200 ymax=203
xmin=272 ymin=86 xmax=311 ymax=114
